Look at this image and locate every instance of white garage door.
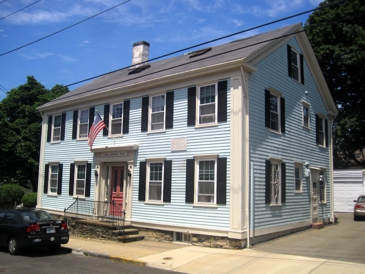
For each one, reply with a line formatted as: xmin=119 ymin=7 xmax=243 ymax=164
xmin=334 ymin=170 xmax=364 ymax=212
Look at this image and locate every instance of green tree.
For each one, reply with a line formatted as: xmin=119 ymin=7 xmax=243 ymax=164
xmin=305 ymin=0 xmax=365 ymax=168
xmin=0 ymin=76 xmax=68 ymax=191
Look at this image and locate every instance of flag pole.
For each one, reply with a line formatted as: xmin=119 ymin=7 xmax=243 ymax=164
xmin=95 ymin=110 xmax=116 ymax=145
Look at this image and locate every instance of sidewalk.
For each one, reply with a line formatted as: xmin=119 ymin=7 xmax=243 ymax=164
xmin=66 ymin=236 xmax=365 ymax=274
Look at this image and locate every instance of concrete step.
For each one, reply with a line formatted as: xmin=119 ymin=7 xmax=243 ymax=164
xmin=112 ymin=228 xmax=139 ymax=236
xmin=117 ymin=234 xmax=145 ymax=243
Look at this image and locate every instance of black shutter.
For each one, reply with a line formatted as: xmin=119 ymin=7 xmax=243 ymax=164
xmin=85 ymin=163 xmax=92 ymax=197
xmin=58 ymin=164 xmax=63 ymax=195
xmin=281 ymin=162 xmax=286 ymax=203
xmin=325 ymin=119 xmax=329 ymax=148
xmin=138 ymin=161 xmax=146 ymax=201
xmin=287 ymin=45 xmax=292 ymax=77
xmin=300 ymin=54 xmax=304 ymax=85
xmin=61 ymin=113 xmax=66 ymax=141
xmin=141 ymin=97 xmax=149 ymax=132
xmin=217 ymin=157 xmax=227 ymax=205
xmin=185 ymin=159 xmax=195 ymax=203
xmin=44 ymin=164 xmax=49 ymax=194
xmin=72 ymin=110 xmax=78 ymax=140
xmin=123 ymin=100 xmax=130 ymax=134
xmin=265 ymin=160 xmax=271 ymax=204
xmin=315 ymin=114 xmax=319 ymax=144
xmin=163 ymin=160 xmax=172 ymax=202
xmin=166 ymin=91 xmax=174 ymax=129
xmin=89 ymin=107 xmax=95 ymax=130
xmin=47 ymin=116 xmax=52 ymax=142
xmin=103 ymin=104 xmax=110 ymax=136
xmin=69 ymin=163 xmax=75 ymax=196
xmin=280 ymin=97 xmax=285 ymax=133
xmin=187 ymin=87 xmax=196 ymax=126
xmin=265 ymin=89 xmax=270 ymax=128
xmin=218 ymin=81 xmax=227 ymax=122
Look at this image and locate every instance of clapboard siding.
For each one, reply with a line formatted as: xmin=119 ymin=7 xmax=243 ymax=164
xmin=42 ymin=80 xmax=231 ymax=231
xmin=249 ymin=38 xmax=330 ymax=230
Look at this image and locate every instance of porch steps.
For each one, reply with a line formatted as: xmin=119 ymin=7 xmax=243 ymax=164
xmin=112 ymin=227 xmax=145 ymax=243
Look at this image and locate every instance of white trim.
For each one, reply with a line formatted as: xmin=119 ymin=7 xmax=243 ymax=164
xmin=197 ymin=82 xmax=218 ymax=126
xmin=149 ymin=93 xmax=166 ymax=132
xmin=77 ymin=108 xmax=89 ymax=140
xmin=110 ymin=102 xmax=124 ymax=136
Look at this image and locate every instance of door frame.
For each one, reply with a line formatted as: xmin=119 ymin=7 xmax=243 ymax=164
xmin=311 ymin=168 xmax=320 ymax=223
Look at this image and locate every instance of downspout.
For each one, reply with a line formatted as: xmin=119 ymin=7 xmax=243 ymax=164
xmin=328 ymin=111 xmax=335 ymax=223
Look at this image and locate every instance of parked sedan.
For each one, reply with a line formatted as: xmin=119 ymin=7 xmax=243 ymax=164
xmin=0 ymin=209 xmax=69 ymax=255
xmin=353 ymin=195 xmax=365 ymax=221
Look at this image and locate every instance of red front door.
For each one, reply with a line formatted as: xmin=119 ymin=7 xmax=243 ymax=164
xmin=110 ymin=166 xmax=124 ymax=216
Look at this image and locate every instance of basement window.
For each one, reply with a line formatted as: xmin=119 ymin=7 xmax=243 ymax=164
xmin=188 ymin=47 xmax=212 ymax=58
xmin=174 ymin=232 xmax=191 ymax=243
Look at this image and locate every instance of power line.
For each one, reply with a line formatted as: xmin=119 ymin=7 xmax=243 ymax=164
xmin=0 ymin=0 xmax=42 ymax=21
xmin=0 ymin=0 xmax=132 ymax=57
xmin=65 ymin=0 xmax=346 ymax=88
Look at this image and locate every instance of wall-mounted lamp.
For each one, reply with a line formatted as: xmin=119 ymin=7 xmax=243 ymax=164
xmin=127 ymin=170 xmax=132 ymax=177
xmin=318 ymin=174 xmax=324 ymax=182
xmin=303 ymin=162 xmax=311 ymax=178
xmin=94 ymin=169 xmax=98 ymax=177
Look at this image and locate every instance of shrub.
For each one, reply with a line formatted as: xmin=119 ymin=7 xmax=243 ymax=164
xmin=21 ymin=192 xmax=37 ymax=208
xmin=0 ymin=184 xmax=25 ymax=207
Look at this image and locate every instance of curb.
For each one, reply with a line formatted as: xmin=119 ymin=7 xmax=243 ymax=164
xmin=73 ymin=249 xmax=147 ymax=266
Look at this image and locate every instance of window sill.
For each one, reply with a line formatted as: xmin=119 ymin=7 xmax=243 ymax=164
xmin=76 ymin=138 xmax=88 ymax=141
xmin=50 ymin=141 xmax=61 ymax=144
xmin=193 ymin=204 xmax=218 ymax=208
xmin=108 ymin=134 xmax=123 ymax=138
xmin=269 ymin=203 xmax=282 ymax=207
xmin=269 ymin=129 xmax=282 ymax=135
xmin=73 ymin=196 xmax=86 ymax=200
xmin=195 ymin=123 xmax=218 ymax=129
xmin=144 ymin=201 xmax=164 ymax=206
xmin=147 ymin=130 xmax=166 ymax=135
xmin=294 ymin=191 xmax=303 ymax=194
xmin=47 ymin=193 xmax=58 ymax=197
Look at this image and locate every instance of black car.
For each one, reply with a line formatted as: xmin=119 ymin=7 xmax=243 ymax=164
xmin=0 ymin=208 xmax=69 ymax=255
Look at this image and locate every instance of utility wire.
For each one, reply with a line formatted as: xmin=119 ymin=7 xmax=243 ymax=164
xmin=0 ymin=0 xmax=42 ymax=21
xmin=65 ymin=0 xmax=346 ymax=88
xmin=0 ymin=0 xmax=132 ymax=57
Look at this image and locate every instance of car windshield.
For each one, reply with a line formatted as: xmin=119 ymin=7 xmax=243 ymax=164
xmin=21 ymin=211 xmax=57 ymax=222
xmin=358 ymin=197 xmax=365 ymax=203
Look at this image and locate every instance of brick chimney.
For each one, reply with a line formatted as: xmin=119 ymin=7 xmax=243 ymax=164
xmin=132 ymin=41 xmax=150 ymax=66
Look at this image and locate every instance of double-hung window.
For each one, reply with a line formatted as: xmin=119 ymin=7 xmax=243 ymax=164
xmin=53 ymin=115 xmax=62 ymax=142
xmin=75 ymin=163 xmax=86 ymax=196
xmin=294 ymin=164 xmax=302 ymax=192
xmin=197 ymin=159 xmax=216 ymax=203
xmin=198 ymin=84 xmax=217 ymax=125
xmin=302 ymin=103 xmax=310 ymax=128
xmin=111 ymin=103 xmax=123 ymax=135
xmin=150 ymin=94 xmax=165 ymax=131
xmin=265 ymin=159 xmax=286 ymax=205
xmin=147 ymin=162 xmax=163 ymax=201
xmin=49 ymin=165 xmax=59 ymax=194
xmin=78 ymin=109 xmax=89 ymax=139
xmin=287 ymin=45 xmax=304 ymax=84
xmin=316 ymin=114 xmax=326 ymax=147
xmin=265 ymin=89 xmax=285 ymax=133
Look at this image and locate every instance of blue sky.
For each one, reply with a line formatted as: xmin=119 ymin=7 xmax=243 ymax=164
xmin=0 ymin=0 xmax=322 ymax=101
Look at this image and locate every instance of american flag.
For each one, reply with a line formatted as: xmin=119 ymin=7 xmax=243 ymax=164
xmin=88 ymin=112 xmax=106 ymax=148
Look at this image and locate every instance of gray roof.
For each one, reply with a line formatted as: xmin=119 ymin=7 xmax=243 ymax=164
xmin=42 ymin=23 xmax=301 ymax=108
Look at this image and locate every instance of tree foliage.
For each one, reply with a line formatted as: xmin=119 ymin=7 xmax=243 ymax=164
xmin=0 ymin=184 xmax=24 ymax=207
xmin=0 ymin=76 xmax=68 ymax=191
xmin=305 ymin=0 xmax=365 ymax=168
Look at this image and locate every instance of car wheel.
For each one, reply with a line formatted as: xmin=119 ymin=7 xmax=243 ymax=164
xmin=49 ymin=244 xmax=61 ymax=252
xmin=8 ymin=237 xmax=20 ymax=255
xmin=354 ymin=215 xmax=359 ymax=221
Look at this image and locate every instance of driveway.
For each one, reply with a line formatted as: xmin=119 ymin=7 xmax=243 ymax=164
xmin=252 ymin=213 xmax=365 ymax=264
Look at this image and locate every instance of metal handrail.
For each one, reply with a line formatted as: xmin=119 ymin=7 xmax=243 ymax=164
xmin=64 ymin=198 xmax=126 ymax=236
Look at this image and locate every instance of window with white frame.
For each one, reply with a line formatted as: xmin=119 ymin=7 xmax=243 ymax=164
xmin=78 ymin=109 xmax=89 ymax=139
xmin=302 ymin=104 xmax=309 ymax=128
xmin=75 ymin=164 xmax=87 ymax=196
xmin=294 ymin=164 xmax=302 ymax=192
xmin=270 ymin=93 xmax=279 ymax=132
xmin=111 ymin=103 xmax=123 ymax=135
xmin=270 ymin=160 xmax=281 ymax=205
xmin=198 ymin=84 xmax=217 ymax=125
xmin=316 ymin=115 xmax=325 ymax=146
xmin=319 ymin=171 xmax=326 ymax=203
xmin=150 ymin=94 xmax=165 ymax=131
xmin=197 ymin=159 xmax=216 ymax=203
xmin=52 ymin=114 xmax=62 ymax=142
xmin=290 ymin=48 xmax=300 ymax=81
xmin=49 ymin=165 xmax=59 ymax=194
xmin=147 ymin=162 xmax=163 ymax=201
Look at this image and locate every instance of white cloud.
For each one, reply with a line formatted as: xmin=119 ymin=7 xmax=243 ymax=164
xmin=18 ymin=51 xmax=53 ymax=60
xmin=58 ymin=54 xmax=77 ymax=62
xmin=309 ymin=0 xmax=322 ymax=6
xmin=231 ymin=19 xmax=244 ymax=27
